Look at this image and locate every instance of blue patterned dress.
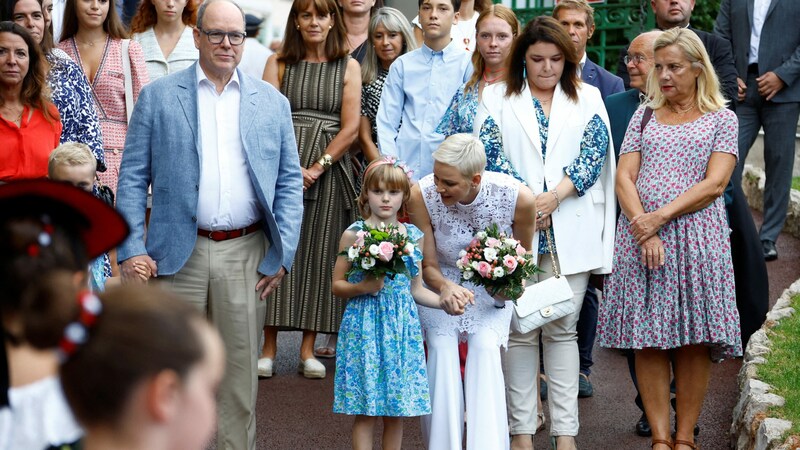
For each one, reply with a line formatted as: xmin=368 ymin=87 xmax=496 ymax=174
xmin=47 ymin=49 xmax=105 ymax=171
xmin=333 ymin=222 xmax=431 ymax=417
xmin=436 ymin=83 xmax=479 ymax=136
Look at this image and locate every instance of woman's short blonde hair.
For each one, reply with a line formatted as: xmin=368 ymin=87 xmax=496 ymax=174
xmin=48 ymin=142 xmax=95 ymax=177
xmin=432 ymin=134 xmax=487 ymax=178
xmin=646 ymin=27 xmax=727 ymax=113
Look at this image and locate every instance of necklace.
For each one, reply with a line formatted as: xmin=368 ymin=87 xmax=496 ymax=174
xmin=668 ymin=101 xmax=695 ymax=115
xmin=534 ymin=96 xmax=553 ymax=105
xmin=76 ymin=34 xmax=106 ymax=47
xmin=1 ymin=106 xmax=23 ymax=125
xmin=483 ymin=69 xmax=506 ymax=84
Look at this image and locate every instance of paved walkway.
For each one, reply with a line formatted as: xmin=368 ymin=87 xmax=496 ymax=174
xmin=248 ymin=210 xmax=799 ymax=450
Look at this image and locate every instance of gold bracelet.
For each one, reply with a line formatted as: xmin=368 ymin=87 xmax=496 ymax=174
xmin=317 ymin=154 xmax=333 ymax=170
xmin=551 ymin=190 xmax=560 ymax=211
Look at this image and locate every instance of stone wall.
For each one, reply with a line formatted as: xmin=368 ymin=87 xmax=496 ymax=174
xmin=731 ymin=279 xmax=800 ymax=450
xmin=741 ymin=165 xmax=800 ymax=239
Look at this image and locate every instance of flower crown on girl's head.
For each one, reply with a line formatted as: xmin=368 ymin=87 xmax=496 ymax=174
xmin=364 ymin=156 xmax=414 ymax=181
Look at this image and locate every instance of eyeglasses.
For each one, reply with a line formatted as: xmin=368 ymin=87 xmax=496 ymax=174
xmin=198 ymin=28 xmax=246 ymax=46
xmin=624 ymin=54 xmax=648 ymax=65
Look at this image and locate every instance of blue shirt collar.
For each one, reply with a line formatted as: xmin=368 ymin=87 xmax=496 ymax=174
xmin=420 ymin=39 xmax=463 ymax=63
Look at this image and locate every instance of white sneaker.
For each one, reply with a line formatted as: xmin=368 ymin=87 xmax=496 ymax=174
xmin=257 ymin=357 xmax=273 ymax=378
xmin=298 ymin=358 xmax=326 ymax=379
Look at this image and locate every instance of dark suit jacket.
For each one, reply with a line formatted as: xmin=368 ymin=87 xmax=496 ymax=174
xmin=603 ymin=88 xmax=641 ymax=161
xmin=582 ymin=57 xmax=624 ymax=100
xmin=616 ymin=27 xmax=739 ymax=109
xmin=715 ymin=0 xmax=800 ymax=103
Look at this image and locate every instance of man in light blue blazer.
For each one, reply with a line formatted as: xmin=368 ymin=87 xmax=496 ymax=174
xmin=115 ymin=1 xmax=303 ymax=449
xmin=552 ymin=0 xmax=624 ymax=401
xmin=715 ymin=0 xmax=800 ymax=260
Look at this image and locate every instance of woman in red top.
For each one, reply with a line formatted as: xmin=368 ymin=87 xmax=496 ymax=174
xmin=0 ymin=21 xmax=61 ymax=181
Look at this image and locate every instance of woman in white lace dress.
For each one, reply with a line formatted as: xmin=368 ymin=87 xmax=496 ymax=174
xmin=408 ymin=134 xmax=535 ymax=450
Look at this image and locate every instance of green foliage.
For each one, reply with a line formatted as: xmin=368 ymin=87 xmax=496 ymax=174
xmin=758 ymin=294 xmax=800 ymax=436
xmin=690 ymin=0 xmax=721 ymax=33
xmin=792 ymin=176 xmax=800 ymax=192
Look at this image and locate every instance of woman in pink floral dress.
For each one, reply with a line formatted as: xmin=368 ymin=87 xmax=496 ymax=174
xmin=597 ymin=29 xmax=742 ymax=450
xmin=58 ymin=0 xmax=148 ymax=195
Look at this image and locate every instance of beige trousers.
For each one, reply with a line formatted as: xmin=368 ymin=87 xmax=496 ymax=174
xmin=160 ymin=231 xmax=268 ymax=450
xmin=503 ymin=254 xmax=589 ymax=437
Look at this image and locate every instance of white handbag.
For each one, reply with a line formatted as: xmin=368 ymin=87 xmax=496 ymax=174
xmin=510 ymin=228 xmax=575 ymax=334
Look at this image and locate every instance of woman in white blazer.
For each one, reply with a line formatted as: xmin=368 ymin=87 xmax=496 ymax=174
xmin=473 ymin=16 xmax=615 ymax=450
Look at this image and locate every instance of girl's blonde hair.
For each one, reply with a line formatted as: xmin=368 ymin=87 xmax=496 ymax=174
xmin=358 ymin=159 xmax=412 ymax=219
xmin=646 ymin=27 xmax=727 ymax=114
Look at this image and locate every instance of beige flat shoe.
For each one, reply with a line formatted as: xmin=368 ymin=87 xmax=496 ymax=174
xmin=257 ymin=357 xmax=273 ymax=378
xmin=298 ymin=358 xmax=326 ymax=379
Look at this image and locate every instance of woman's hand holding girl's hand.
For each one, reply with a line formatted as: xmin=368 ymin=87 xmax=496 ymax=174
xmin=439 ymin=281 xmax=474 ymax=315
xmin=630 ymin=211 xmax=667 ymax=245
xmin=360 ymin=275 xmax=385 ymax=296
xmin=639 ymin=235 xmax=665 ymax=270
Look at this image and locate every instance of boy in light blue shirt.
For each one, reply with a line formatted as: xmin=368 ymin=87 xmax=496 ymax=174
xmin=376 ymin=0 xmax=473 ymax=180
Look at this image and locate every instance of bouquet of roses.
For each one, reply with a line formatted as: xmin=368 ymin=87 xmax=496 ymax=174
xmin=456 ymin=223 xmax=539 ymax=302
xmin=341 ymin=222 xmax=415 ymax=280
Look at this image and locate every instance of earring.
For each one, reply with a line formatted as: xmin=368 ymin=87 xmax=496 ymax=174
xmin=296 ymin=24 xmax=300 ymax=30
xmin=329 ymin=25 xmax=333 ymax=29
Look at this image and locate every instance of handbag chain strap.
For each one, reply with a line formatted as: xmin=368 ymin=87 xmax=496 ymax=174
xmin=544 ymin=227 xmax=562 ymax=278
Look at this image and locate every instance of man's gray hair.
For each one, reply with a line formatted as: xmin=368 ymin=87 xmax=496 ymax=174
xmin=197 ymin=0 xmax=246 ymax=30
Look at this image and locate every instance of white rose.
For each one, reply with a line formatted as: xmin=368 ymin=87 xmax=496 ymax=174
xmin=462 ymin=270 xmax=473 ymax=280
xmin=459 ymin=249 xmax=467 ymax=258
xmin=347 ymin=247 xmax=359 ymax=260
xmin=404 ymin=242 xmax=415 ymax=254
xmin=493 ymin=267 xmax=505 ymax=278
xmin=368 ymin=244 xmax=380 ymax=256
xmin=361 ymin=256 xmax=376 ymax=270
xmin=476 ymin=231 xmax=487 ymax=240
xmin=471 ymin=261 xmax=480 ymax=270
xmin=503 ymin=238 xmax=518 ymax=248
xmin=483 ymin=247 xmax=499 ymax=262
xmin=456 ymin=259 xmax=464 ymax=269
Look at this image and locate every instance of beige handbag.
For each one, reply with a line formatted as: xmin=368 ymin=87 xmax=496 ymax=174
xmin=510 ymin=228 xmax=575 ymax=334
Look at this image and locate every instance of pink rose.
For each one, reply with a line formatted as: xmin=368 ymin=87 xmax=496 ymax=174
xmin=355 ymin=230 xmax=367 ymax=247
xmin=469 ymin=238 xmax=480 ymax=248
xmin=503 ymin=255 xmax=518 ymax=273
xmin=486 ymin=237 xmax=500 ymax=248
xmin=377 ymin=241 xmax=395 ymax=262
xmin=477 ymin=261 xmax=492 ymax=278
xmin=460 ymin=255 xmax=470 ymax=267
xmin=516 ymin=245 xmax=526 ymax=256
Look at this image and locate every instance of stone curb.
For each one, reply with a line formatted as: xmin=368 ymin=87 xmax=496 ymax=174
xmin=741 ymin=164 xmax=800 ymax=239
xmin=731 ymin=279 xmax=800 ymax=450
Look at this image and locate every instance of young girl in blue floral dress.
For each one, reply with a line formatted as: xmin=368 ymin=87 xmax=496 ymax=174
xmin=332 ymin=157 xmax=443 ymax=449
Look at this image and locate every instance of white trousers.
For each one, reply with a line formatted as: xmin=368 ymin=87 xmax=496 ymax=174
xmin=504 ymin=255 xmax=589 ymax=437
xmin=421 ymin=328 xmax=510 ymax=450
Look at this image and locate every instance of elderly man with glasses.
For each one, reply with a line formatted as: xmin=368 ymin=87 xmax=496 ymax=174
xmin=115 ymin=1 xmax=304 ymax=449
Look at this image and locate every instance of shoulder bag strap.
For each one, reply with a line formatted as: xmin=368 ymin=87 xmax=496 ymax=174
xmin=121 ymin=39 xmax=134 ymax=123
xmin=641 ymin=106 xmax=654 ymax=132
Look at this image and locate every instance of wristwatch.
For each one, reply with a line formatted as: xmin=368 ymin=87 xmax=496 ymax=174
xmin=317 ymin=154 xmax=333 ymax=170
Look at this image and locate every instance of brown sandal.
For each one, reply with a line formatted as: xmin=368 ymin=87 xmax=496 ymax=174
xmin=674 ymin=440 xmax=697 ymax=449
xmin=651 ymin=439 xmax=673 ymax=449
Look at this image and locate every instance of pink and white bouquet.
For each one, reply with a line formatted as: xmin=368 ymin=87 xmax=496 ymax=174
xmin=456 ymin=223 xmax=539 ymax=302
xmin=341 ymin=222 xmax=415 ymax=280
